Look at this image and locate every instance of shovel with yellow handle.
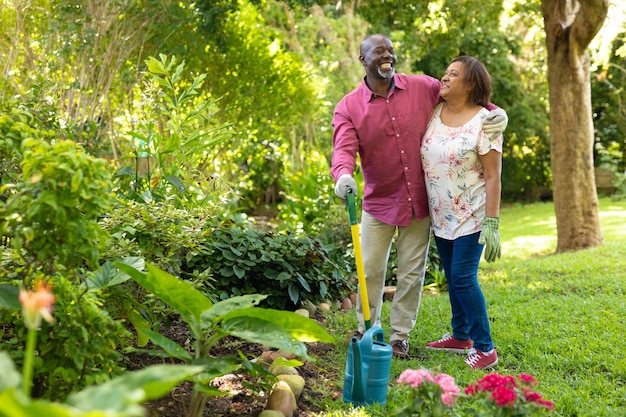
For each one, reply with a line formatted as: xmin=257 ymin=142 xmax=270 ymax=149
xmin=345 ymin=186 xmax=370 ymax=329
xmin=342 ymin=186 xmax=392 ymax=406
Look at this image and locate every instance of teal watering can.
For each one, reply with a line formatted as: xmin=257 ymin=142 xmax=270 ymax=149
xmin=342 ymin=326 xmax=392 ymax=406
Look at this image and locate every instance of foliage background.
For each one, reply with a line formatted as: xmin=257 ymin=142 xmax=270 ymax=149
xmin=1 ymin=0 xmax=625 ymax=414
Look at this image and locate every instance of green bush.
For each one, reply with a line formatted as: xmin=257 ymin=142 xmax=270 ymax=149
xmin=101 ymin=201 xmax=353 ymax=311
xmin=208 ymin=226 xmax=352 ymax=309
xmin=100 ymin=200 xmax=218 ymax=280
xmin=1 ymin=138 xmax=112 ymax=272
xmin=0 ymin=275 xmax=131 ymax=401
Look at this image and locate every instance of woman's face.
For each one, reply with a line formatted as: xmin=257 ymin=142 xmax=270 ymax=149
xmin=440 ymin=61 xmax=471 ymax=100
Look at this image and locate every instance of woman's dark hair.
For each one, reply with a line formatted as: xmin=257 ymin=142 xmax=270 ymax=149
xmin=452 ymin=56 xmax=492 ymax=107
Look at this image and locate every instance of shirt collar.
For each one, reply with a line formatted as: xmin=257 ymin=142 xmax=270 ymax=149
xmin=361 ymin=74 xmax=401 ymax=101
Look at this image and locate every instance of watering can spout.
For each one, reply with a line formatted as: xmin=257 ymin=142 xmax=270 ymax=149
xmin=348 ymin=336 xmax=367 ymax=403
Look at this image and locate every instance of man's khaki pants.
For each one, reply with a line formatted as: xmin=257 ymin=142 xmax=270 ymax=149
xmin=355 ymin=211 xmax=430 ymax=342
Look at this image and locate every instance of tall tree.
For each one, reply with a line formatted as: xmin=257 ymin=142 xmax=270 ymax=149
xmin=541 ymin=0 xmax=608 ymax=252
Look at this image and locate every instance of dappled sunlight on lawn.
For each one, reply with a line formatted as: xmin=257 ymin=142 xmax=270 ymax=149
xmin=502 ymin=235 xmax=557 ymax=259
xmin=599 ymin=209 xmax=626 ymax=240
xmin=497 ymin=198 xmax=626 ymax=260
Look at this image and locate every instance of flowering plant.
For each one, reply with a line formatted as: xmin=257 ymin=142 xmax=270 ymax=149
xmin=18 ymin=280 xmax=56 ymax=397
xmin=464 ymin=372 xmax=555 ymax=416
xmin=395 ymin=368 xmax=460 ymax=417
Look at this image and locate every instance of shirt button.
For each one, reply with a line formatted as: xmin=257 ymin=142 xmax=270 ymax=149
xmin=396 ymin=134 xmax=400 ymax=137
xmin=408 ymin=182 xmax=411 ymax=186
xmin=408 ymin=198 xmax=412 ymax=202
xmin=400 ymin=150 xmax=405 ymax=154
xmin=404 ymin=167 xmax=408 ymax=170
xmin=392 ymin=117 xmax=396 ymax=121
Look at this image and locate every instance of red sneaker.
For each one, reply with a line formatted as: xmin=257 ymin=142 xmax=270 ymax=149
xmin=465 ymin=348 xmax=498 ymax=370
xmin=425 ymin=333 xmax=473 ymax=354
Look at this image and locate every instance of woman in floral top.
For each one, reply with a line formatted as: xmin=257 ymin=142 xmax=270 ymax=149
xmin=421 ymin=56 xmax=503 ymax=370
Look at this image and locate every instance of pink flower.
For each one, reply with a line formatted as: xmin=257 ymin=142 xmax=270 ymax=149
xmin=397 ymin=368 xmax=434 ymax=388
xmin=434 ymin=373 xmax=460 ymax=394
xmin=19 ymin=281 xmax=56 ymax=330
xmin=441 ymin=392 xmax=457 ymax=407
xmin=397 ymin=368 xmax=460 ymax=412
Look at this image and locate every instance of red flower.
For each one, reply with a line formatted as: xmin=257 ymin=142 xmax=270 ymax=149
xmin=476 ymin=373 xmax=517 ymax=392
xmin=519 ymin=373 xmax=538 ymax=385
xmin=491 ymin=386 xmax=518 ymax=407
xmin=523 ymin=388 xmax=543 ymax=402
xmin=465 ymin=373 xmax=555 ymax=414
xmin=464 ymin=384 xmax=479 ymax=395
xmin=538 ymin=399 xmax=556 ymax=410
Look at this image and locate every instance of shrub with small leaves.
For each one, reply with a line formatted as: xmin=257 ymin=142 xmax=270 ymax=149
xmin=209 ymin=226 xmax=353 ymax=310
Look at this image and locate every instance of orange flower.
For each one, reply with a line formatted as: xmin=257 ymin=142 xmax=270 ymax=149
xmin=19 ymin=281 xmax=56 ymax=329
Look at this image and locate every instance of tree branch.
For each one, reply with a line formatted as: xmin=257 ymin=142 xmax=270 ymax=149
xmin=572 ymin=0 xmax=609 ymax=49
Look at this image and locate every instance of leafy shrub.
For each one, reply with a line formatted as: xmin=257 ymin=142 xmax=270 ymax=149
xmin=101 ymin=201 xmax=353 ymax=311
xmin=1 ymin=138 xmax=112 ymax=272
xmin=209 ymin=226 xmax=352 ymax=309
xmin=0 ymin=275 xmax=131 ymax=401
xmin=112 ymin=54 xmax=230 ymax=207
xmin=100 ymin=200 xmax=218 ymax=280
xmin=0 ymin=111 xmax=37 ymax=188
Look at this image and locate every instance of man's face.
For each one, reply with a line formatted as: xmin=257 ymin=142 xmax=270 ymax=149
xmin=360 ymin=36 xmax=396 ymax=81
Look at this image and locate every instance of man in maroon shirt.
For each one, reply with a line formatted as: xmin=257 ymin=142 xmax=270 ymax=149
xmin=331 ymin=33 xmax=507 ymax=359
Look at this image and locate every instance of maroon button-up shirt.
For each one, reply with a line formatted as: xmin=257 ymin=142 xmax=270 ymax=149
xmin=331 ymin=73 xmax=441 ymax=226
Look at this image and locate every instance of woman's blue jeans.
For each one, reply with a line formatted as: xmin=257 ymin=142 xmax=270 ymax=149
xmin=434 ymin=232 xmax=494 ymax=352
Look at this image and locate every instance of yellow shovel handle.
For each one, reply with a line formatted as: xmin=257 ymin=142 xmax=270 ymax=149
xmin=351 ymin=224 xmax=371 ymax=328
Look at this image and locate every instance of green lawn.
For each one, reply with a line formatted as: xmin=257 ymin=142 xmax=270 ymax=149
xmin=313 ymin=197 xmax=626 ymax=417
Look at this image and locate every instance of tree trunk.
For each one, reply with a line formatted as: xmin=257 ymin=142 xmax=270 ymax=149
xmin=541 ymin=0 xmax=608 ymax=252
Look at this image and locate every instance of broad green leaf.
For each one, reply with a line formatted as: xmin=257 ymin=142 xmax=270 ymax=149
xmin=221 ymin=250 xmax=237 ymax=261
xmin=66 ymin=364 xmax=204 ymax=412
xmin=139 ymin=329 xmax=192 ymax=362
xmin=295 ymin=273 xmax=311 ymax=292
xmin=126 ymin=310 xmax=150 ymax=347
xmin=191 ymin=384 xmax=226 ymax=396
xmin=0 ymin=387 xmax=140 ymax=416
xmin=0 ymin=352 xmax=21 ymax=391
xmin=114 ymin=262 xmax=212 ymax=325
xmin=0 ymin=285 xmax=20 ymax=309
xmin=201 ymin=294 xmax=267 ymax=325
xmin=70 ymin=169 xmax=83 ymax=192
xmin=277 ymin=271 xmax=291 ymax=282
xmin=220 ymin=316 xmax=309 ymax=359
xmin=86 ymin=258 xmax=144 ymax=291
xmin=145 ymin=56 xmax=167 ymax=75
xmin=233 ymin=264 xmax=245 ymax=279
xmin=287 ymin=283 xmax=299 ymax=305
xmin=223 ymin=307 xmax=334 ymax=344
xmin=165 ymin=175 xmax=186 ymax=192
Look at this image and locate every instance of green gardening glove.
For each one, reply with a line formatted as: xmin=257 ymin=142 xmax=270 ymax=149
xmin=478 ymin=217 xmax=501 ymax=263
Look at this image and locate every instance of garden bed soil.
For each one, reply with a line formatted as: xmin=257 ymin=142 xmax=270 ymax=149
xmin=129 ymin=316 xmax=340 ymax=417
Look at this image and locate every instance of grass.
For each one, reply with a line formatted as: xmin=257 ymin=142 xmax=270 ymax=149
xmin=308 ymin=197 xmax=626 ymax=416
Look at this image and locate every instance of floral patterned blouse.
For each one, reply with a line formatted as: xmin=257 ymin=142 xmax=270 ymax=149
xmin=421 ymin=103 xmax=503 ymax=240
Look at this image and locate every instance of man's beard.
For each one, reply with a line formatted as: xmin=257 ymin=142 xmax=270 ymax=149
xmin=378 ymin=67 xmax=395 ymax=79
